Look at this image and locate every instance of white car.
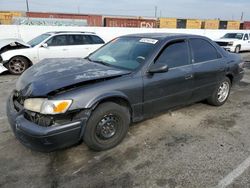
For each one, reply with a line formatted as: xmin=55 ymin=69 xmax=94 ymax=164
xmin=0 ymin=31 xmax=105 ymax=74
xmin=215 ymin=32 xmax=250 ymax=53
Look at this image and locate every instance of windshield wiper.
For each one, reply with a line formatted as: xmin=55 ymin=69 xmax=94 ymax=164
xmin=92 ymin=60 xmax=112 ymax=67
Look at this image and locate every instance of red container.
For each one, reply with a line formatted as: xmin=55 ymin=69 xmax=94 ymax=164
xmin=243 ymin=21 xmax=250 ymax=30
xmin=104 ymin=17 xmax=157 ymax=28
xmin=26 ymin=12 xmax=102 ymax=26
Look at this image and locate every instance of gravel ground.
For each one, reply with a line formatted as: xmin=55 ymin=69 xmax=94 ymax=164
xmin=0 ymin=53 xmax=250 ymax=188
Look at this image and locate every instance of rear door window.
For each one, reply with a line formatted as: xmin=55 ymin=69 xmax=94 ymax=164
xmin=69 ymin=35 xmax=92 ymax=45
xmin=155 ymin=40 xmax=189 ymax=68
xmin=189 ymin=38 xmax=220 ymax=63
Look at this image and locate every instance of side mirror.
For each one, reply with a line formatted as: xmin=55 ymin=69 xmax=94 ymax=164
xmin=41 ymin=43 xmax=48 ymax=48
xmin=148 ymin=63 xmax=169 ymax=74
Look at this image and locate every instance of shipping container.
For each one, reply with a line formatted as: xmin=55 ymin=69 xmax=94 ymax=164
xmin=177 ymin=19 xmax=187 ymax=29
xmin=159 ymin=18 xmax=177 ymax=28
xmin=227 ymin=21 xmax=240 ymax=30
xmin=202 ymin=20 xmax=219 ymax=29
xmin=242 ymin=21 xmax=250 ymax=30
xmin=219 ymin=21 xmax=228 ymax=29
xmin=26 ymin=12 xmax=102 ymax=26
xmin=104 ymin=17 xmax=157 ymax=28
xmin=0 ymin=11 xmax=22 ymax=25
xmin=186 ymin=19 xmax=202 ymax=29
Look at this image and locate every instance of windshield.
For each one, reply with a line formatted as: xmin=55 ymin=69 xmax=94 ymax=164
xmin=88 ymin=37 xmax=157 ymax=70
xmin=222 ymin=33 xmax=243 ymax=40
xmin=27 ymin=34 xmax=51 ymax=47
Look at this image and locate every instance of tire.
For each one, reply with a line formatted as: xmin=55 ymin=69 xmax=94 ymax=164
xmin=83 ymin=102 xmax=130 ymax=151
xmin=235 ymin=45 xmax=241 ymax=53
xmin=7 ymin=56 xmax=29 ymax=75
xmin=207 ymin=77 xmax=231 ymax=106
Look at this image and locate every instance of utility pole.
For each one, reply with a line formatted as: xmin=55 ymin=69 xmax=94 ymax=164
xmin=241 ymin=12 xmax=244 ymax=21
xmin=154 ymin=6 xmax=158 ymax=18
xmin=25 ymin=0 xmax=30 ymax=12
xmin=77 ymin=5 xmax=80 ymax=14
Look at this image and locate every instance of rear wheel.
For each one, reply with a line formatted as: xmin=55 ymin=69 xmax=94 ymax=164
xmin=7 ymin=56 xmax=29 ymax=75
xmin=207 ymin=77 xmax=231 ymax=106
xmin=84 ymin=102 xmax=130 ymax=151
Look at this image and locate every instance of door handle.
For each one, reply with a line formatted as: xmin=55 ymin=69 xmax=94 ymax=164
xmin=62 ymin=49 xmax=68 ymax=51
xmin=185 ymin=75 xmax=193 ymax=80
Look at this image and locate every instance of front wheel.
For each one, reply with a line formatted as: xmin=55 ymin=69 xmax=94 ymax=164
xmin=7 ymin=56 xmax=29 ymax=75
xmin=84 ymin=102 xmax=130 ymax=151
xmin=207 ymin=77 xmax=231 ymax=106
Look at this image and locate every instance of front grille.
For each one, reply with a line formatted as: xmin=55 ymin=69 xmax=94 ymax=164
xmin=24 ymin=112 xmax=54 ymax=127
xmin=216 ymin=42 xmax=229 ymax=46
xmin=13 ymin=91 xmax=24 ymax=112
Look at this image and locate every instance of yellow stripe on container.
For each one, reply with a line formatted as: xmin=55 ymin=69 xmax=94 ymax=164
xmin=186 ymin=19 xmax=202 ymax=29
xmin=159 ymin=18 xmax=177 ymax=28
xmin=204 ymin=20 xmax=219 ymax=29
xmin=227 ymin=21 xmax=240 ymax=30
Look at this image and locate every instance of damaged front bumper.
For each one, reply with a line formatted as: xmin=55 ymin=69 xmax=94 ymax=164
xmin=6 ymin=92 xmax=89 ymax=152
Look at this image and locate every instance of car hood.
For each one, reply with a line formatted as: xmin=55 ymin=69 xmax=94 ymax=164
xmin=16 ymin=58 xmax=131 ymax=97
xmin=0 ymin=38 xmax=30 ymax=50
xmin=215 ymin=38 xmax=240 ymax=42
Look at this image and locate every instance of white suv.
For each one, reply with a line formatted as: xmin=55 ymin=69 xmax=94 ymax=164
xmin=215 ymin=32 xmax=250 ymax=53
xmin=0 ymin=31 xmax=105 ymax=74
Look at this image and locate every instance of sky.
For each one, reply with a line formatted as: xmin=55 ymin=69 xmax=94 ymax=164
xmin=0 ymin=0 xmax=249 ymax=20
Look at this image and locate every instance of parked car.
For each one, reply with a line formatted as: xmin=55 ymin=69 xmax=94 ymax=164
xmin=7 ymin=33 xmax=244 ymax=152
xmin=215 ymin=32 xmax=250 ymax=53
xmin=0 ymin=31 xmax=105 ymax=74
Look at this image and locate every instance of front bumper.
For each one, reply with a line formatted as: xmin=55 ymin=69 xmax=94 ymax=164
xmin=6 ymin=93 xmax=88 ymax=152
xmin=0 ymin=63 xmax=8 ymax=74
xmin=222 ymin=46 xmax=236 ymax=52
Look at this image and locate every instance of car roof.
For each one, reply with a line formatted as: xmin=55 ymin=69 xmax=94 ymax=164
xmin=122 ymin=33 xmax=204 ymax=40
xmin=45 ymin=31 xmax=96 ymax=35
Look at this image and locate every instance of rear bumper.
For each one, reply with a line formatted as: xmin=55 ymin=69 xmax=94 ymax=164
xmin=6 ymin=93 xmax=87 ymax=152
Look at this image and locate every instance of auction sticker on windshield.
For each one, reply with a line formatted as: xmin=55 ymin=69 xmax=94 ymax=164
xmin=139 ymin=38 xmax=158 ymax=44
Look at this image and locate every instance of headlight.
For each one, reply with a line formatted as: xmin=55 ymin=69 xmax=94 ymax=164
xmin=228 ymin=42 xmax=234 ymax=46
xmin=24 ymin=98 xmax=72 ymax=114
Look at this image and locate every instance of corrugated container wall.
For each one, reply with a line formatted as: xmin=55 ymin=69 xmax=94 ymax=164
xmin=203 ymin=20 xmax=219 ymax=29
xmin=26 ymin=12 xmax=102 ymax=26
xmin=159 ymin=18 xmax=177 ymax=28
xmin=242 ymin=21 xmax=250 ymax=30
xmin=186 ymin=19 xmax=202 ymax=29
xmin=0 ymin=11 xmax=22 ymax=25
xmin=227 ymin=21 xmax=240 ymax=30
xmin=104 ymin=17 xmax=157 ymax=28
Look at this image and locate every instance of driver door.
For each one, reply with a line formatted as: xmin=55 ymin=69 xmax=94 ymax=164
xmin=38 ymin=35 xmax=70 ymax=61
xmin=143 ymin=39 xmax=193 ymax=116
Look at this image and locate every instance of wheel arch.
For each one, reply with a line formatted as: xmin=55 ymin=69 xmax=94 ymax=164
xmin=87 ymin=93 xmax=133 ymax=121
xmin=225 ymin=73 xmax=234 ymax=84
xmin=6 ymin=55 xmax=33 ymax=67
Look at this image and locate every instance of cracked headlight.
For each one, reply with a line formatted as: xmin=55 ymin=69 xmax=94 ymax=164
xmin=24 ymin=98 xmax=72 ymax=114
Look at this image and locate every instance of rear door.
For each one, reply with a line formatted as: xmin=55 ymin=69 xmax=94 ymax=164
xmin=67 ymin=34 xmax=105 ymax=58
xmin=143 ymin=39 xmax=193 ymax=116
xmin=189 ymin=38 xmax=226 ymax=102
